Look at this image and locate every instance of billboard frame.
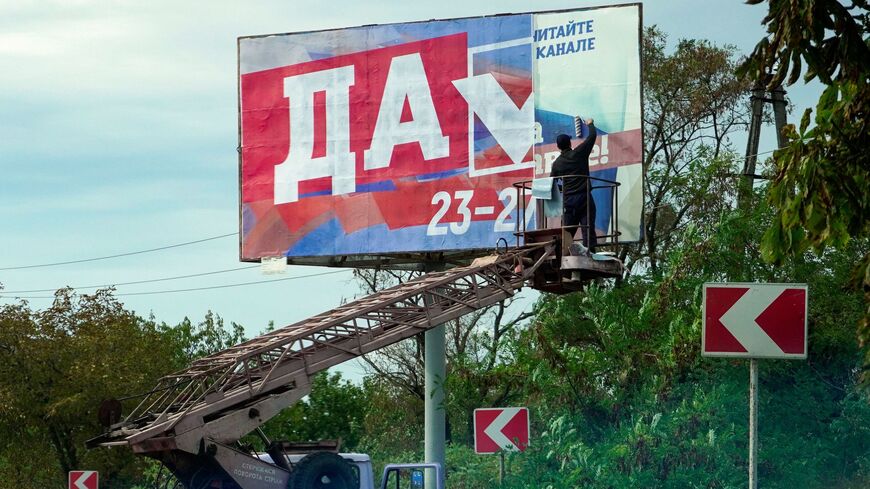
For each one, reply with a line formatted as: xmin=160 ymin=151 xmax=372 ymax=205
xmin=237 ymin=2 xmax=644 ymax=269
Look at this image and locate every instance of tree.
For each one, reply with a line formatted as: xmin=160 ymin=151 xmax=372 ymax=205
xmin=0 ymin=289 xmax=249 ymax=489
xmin=163 ymin=310 xmax=246 ymax=363
xmin=260 ymin=372 xmax=368 ymax=450
xmin=636 ymin=26 xmax=752 ymax=274
xmin=737 ymin=0 xmax=870 ymax=380
xmin=0 ymin=289 xmax=178 ymax=488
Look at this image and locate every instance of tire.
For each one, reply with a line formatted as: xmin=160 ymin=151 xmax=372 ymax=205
xmin=287 ymin=452 xmax=359 ymax=489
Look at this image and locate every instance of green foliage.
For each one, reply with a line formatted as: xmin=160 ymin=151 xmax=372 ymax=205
xmin=0 ymin=290 xmax=248 ymax=489
xmin=261 ymin=371 xmax=368 ymax=450
xmin=473 ymin=205 xmax=869 ymax=488
xmin=738 ymin=0 xmax=870 ymax=380
xmin=443 ymin=303 xmax=532 ymax=446
xmin=639 ymin=26 xmax=749 ymax=273
xmin=0 ymin=290 xmax=176 ymax=488
xmin=348 ymin=376 xmax=426 ymax=481
xmin=443 ymin=444 xmax=499 ymax=488
xmin=163 ymin=311 xmax=247 ymax=363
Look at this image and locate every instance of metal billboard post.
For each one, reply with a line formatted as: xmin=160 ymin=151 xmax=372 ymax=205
xmin=749 ymin=358 xmax=759 ymax=489
xmin=424 ymin=324 xmax=447 ymax=489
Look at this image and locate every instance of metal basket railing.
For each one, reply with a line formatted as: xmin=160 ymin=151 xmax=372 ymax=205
xmin=512 ymin=174 xmax=621 ymax=249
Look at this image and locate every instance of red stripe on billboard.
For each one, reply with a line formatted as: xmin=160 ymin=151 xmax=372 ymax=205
xmin=241 ymin=33 xmax=470 ymax=204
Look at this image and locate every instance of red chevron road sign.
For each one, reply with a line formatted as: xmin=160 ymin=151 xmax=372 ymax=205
xmin=703 ymin=283 xmax=808 ymax=359
xmin=69 ymin=471 xmax=98 ymax=489
xmin=474 ymin=407 xmax=529 ymax=454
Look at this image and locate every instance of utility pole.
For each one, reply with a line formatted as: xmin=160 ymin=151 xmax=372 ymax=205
xmin=738 ymin=82 xmax=789 ymax=209
xmin=770 ymin=86 xmax=789 ymax=149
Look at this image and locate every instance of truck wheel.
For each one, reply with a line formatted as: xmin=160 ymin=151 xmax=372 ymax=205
xmin=288 ymin=452 xmax=359 ymax=489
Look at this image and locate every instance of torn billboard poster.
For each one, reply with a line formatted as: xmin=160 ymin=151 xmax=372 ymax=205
xmin=239 ymin=3 xmax=642 ymax=260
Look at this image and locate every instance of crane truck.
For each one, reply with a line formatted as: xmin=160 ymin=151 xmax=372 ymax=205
xmin=88 ymin=199 xmax=623 ymax=488
xmin=86 ymin=245 xmax=561 ymax=488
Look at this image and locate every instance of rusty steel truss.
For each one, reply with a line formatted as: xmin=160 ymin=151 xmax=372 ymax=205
xmin=91 ymin=244 xmax=553 ymax=456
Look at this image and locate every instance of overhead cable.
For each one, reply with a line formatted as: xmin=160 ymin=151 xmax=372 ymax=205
xmin=0 ymin=269 xmax=351 ymax=300
xmin=0 ymin=265 xmax=259 ymax=294
xmin=0 ymin=232 xmax=238 ymax=271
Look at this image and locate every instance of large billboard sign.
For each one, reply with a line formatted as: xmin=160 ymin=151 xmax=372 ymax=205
xmin=239 ymin=4 xmax=642 ymax=262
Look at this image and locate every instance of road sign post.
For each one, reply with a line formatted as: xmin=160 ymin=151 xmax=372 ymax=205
xmin=499 ymin=452 xmax=505 ymax=484
xmin=702 ymin=283 xmax=808 ymax=489
xmin=474 ymin=407 xmax=529 ymax=485
xmin=749 ymin=358 xmax=759 ymax=488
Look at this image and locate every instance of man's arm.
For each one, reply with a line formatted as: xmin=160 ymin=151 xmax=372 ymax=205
xmin=573 ymin=119 xmax=597 ymax=157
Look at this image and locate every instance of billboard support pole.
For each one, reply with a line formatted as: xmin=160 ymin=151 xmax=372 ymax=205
xmin=424 ymin=324 xmax=447 ymax=488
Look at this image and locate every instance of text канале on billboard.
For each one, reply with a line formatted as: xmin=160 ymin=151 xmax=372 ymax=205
xmin=239 ymin=3 xmax=642 ymax=261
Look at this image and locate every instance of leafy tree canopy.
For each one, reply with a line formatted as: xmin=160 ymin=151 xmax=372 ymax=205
xmin=737 ymin=0 xmax=870 ymax=377
xmin=0 ymin=290 xmax=246 ymax=489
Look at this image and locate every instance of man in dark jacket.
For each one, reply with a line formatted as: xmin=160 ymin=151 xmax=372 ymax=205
xmin=551 ymin=118 xmax=598 ymax=253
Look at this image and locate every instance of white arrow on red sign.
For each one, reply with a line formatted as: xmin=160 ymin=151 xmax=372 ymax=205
xmin=474 ymin=407 xmax=529 ymax=454
xmin=69 ymin=471 xmax=98 ymax=489
xmin=703 ymin=283 xmax=808 ymax=359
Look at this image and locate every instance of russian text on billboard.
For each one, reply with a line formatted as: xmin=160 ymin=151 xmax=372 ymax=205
xmin=239 ymin=5 xmax=642 ymax=260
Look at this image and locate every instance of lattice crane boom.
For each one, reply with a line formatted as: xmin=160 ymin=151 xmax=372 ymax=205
xmin=89 ymin=244 xmax=553 ymax=455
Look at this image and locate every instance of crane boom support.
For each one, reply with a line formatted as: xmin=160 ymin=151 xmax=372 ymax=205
xmin=91 ymin=244 xmax=552 ymax=454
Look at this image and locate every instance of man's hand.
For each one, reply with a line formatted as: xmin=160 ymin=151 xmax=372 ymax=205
xmin=586 ymin=118 xmax=594 ymax=125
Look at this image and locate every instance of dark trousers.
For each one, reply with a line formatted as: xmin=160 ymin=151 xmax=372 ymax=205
xmin=563 ymin=192 xmax=597 ymax=251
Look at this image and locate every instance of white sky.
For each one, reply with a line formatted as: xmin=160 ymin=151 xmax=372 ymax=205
xmin=0 ymin=1 xmax=821 ymax=376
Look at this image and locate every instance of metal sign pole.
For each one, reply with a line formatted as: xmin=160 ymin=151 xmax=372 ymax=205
xmin=703 ymin=282 xmax=807 ymax=489
xmin=499 ymin=452 xmax=505 ymax=485
xmin=749 ymin=358 xmax=759 ymax=489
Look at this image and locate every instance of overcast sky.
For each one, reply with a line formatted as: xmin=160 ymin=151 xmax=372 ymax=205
xmin=0 ymin=0 xmax=820 ymax=357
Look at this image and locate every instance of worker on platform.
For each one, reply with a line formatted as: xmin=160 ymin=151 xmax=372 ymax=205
xmin=551 ymin=117 xmax=597 ymax=254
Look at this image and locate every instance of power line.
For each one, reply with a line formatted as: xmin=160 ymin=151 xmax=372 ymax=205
xmin=0 ymin=269 xmax=351 ymax=300
xmin=0 ymin=232 xmax=238 ymax=271
xmin=747 ymin=148 xmax=777 ymax=159
xmin=0 ymin=265 xmax=259 ymax=294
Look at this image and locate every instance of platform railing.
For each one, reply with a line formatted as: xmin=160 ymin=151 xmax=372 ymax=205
xmin=512 ymin=174 xmax=621 ymax=250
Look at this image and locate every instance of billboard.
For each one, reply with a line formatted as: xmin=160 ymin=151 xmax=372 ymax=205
xmin=239 ymin=4 xmax=642 ymax=263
